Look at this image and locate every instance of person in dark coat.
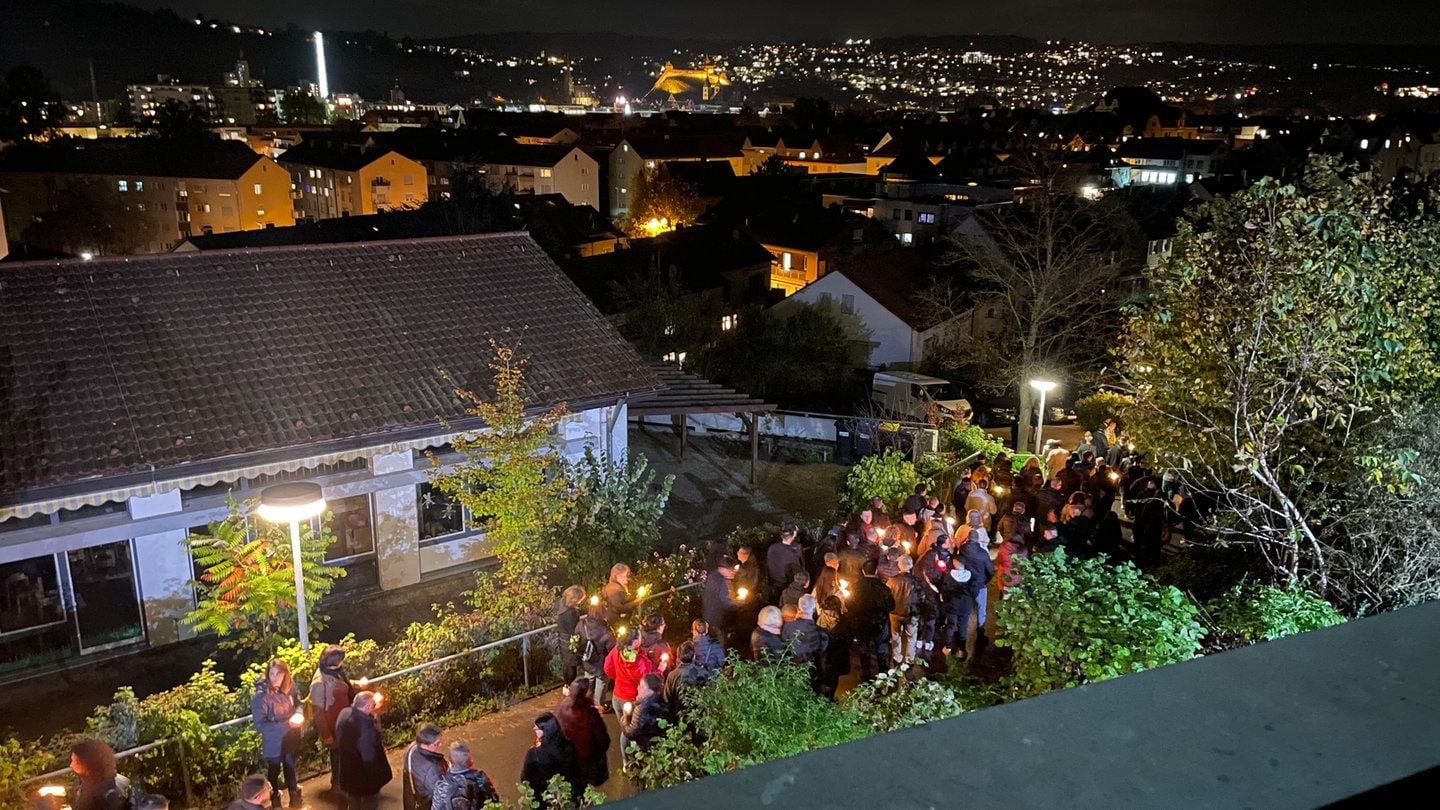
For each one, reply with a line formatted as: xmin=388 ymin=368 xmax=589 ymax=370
xmin=308 ymin=645 xmax=355 ymax=795
xmin=70 ymin=739 xmax=131 ymax=810
xmin=954 ymin=528 xmax=996 ymax=649
xmin=766 ymin=525 xmax=806 ymax=604
xmin=850 ymin=560 xmax=896 ymax=680
xmin=750 ymin=606 xmax=787 ymax=664
xmin=335 ymin=691 xmax=391 ymax=808
xmin=521 ymin=713 xmax=582 ymax=801
xmin=401 ymin=723 xmax=446 ymax=810
xmin=224 ymin=774 xmax=271 ymax=810
xmin=553 ymin=679 xmax=610 ymax=788
xmin=1132 ymin=480 xmax=1169 ymax=568
xmin=689 ymin=619 xmax=725 ymax=674
xmin=601 ymin=564 xmax=640 ymax=628
xmin=780 ymin=571 xmax=810 ymax=608
xmin=781 ymin=594 xmax=829 ymax=692
xmin=250 ymin=658 xmax=303 ymax=808
xmin=619 ymin=674 xmax=672 ymax=756
xmin=576 ymin=600 xmax=615 ymax=709
xmin=429 ymin=741 xmax=498 ymax=810
xmin=903 ymin=483 xmax=928 ymax=516
xmin=837 ymin=533 xmax=868 ymax=582
xmin=557 ymin=585 xmax=586 ymax=686
xmin=701 ymin=556 xmax=738 ymax=648
xmin=662 ymin=641 xmax=708 ymax=718
xmin=816 ymin=594 xmax=851 ymax=700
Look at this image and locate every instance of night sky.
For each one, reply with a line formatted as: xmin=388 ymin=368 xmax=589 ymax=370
xmin=140 ymin=0 xmax=1435 ymax=44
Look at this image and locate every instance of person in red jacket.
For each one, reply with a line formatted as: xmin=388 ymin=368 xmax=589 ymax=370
xmin=602 ymin=633 xmax=655 ymax=768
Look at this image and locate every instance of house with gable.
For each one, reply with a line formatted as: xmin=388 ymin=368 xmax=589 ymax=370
xmin=0 ymin=234 xmax=659 ymax=675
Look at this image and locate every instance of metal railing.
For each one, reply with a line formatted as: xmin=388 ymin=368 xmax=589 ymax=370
xmin=21 ymin=580 xmax=702 ymax=790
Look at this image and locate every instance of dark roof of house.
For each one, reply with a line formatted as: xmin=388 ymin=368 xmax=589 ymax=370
xmin=277 ymin=140 xmax=405 ymax=171
xmin=476 ymin=142 xmax=578 ymax=167
xmin=743 ymin=206 xmax=861 ymax=253
xmin=663 ymin=159 xmax=738 ymax=195
xmin=0 ymin=233 xmax=661 ymax=502
xmin=832 ymin=249 xmax=946 ymax=331
xmin=0 ymin=138 xmax=266 ymax=180
xmin=1118 ymin=137 xmax=1229 ymax=160
xmin=620 ymin=134 xmax=745 ymax=159
xmin=564 ymin=223 xmax=773 ymax=311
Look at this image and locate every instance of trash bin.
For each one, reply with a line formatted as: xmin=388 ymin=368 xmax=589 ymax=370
xmin=854 ymin=421 xmax=874 ymax=459
xmin=836 ymin=429 xmax=853 ymax=464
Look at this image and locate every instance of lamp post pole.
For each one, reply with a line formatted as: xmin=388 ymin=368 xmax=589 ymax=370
xmin=1030 ymin=379 xmax=1057 ymax=457
xmin=288 ymin=519 xmax=310 ymax=650
xmin=258 ymin=482 xmax=326 ymax=652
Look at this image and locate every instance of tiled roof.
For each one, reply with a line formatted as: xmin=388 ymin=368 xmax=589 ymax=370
xmin=0 ymin=234 xmax=661 ymax=501
xmin=277 ymin=140 xmax=404 ymax=171
xmin=833 ymin=249 xmax=947 ymax=331
xmin=0 ymin=138 xmax=266 ymax=180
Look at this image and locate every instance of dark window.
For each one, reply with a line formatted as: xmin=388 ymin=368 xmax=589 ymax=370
xmin=68 ymin=541 xmax=143 ymax=651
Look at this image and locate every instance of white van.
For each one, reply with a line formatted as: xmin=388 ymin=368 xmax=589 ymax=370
xmin=870 ymin=371 xmax=972 ymax=422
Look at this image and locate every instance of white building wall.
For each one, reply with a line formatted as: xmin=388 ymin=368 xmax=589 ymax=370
xmin=781 ymin=272 xmax=917 ymax=367
xmin=128 ymin=489 xmax=195 ymax=646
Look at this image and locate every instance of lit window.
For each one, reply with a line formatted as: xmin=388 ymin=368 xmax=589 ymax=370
xmin=721 ymin=313 xmax=738 ymax=331
xmin=117 ymin=180 xmax=128 ymax=192
xmin=202 ymin=204 xmax=212 ymax=213
xmin=135 ymin=181 xmax=144 ymax=192
xmin=799 ymin=151 xmax=808 ymax=159
xmin=253 ymin=183 xmax=263 ymax=195
xmin=918 ymin=212 xmax=936 ymax=224
xmin=782 ymin=252 xmax=793 ymax=270
xmin=257 ymin=209 xmax=265 ymax=216
xmin=539 ymin=168 xmax=552 ymax=178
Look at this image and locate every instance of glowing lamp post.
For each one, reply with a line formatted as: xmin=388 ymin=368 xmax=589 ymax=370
xmin=1029 ymin=379 xmax=1057 ymax=456
xmin=258 ymin=482 xmax=326 ymax=651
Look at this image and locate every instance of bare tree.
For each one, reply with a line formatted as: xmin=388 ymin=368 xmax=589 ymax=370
xmin=924 ymin=154 xmax=1136 ymax=451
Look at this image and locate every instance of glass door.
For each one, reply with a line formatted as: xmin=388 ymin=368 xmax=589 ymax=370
xmin=67 ymin=541 xmax=144 ymax=652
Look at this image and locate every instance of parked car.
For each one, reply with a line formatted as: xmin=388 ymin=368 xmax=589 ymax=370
xmin=959 ymin=383 xmax=1076 ymax=427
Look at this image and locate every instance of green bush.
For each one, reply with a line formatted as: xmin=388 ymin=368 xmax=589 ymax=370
xmin=633 ymin=655 xmax=864 ymax=790
xmin=940 ymin=422 xmax=1007 ymax=460
xmin=841 ymin=667 xmax=965 ymax=733
xmin=1153 ymin=544 xmax=1270 ymax=604
xmin=1073 ymin=391 xmax=1133 ymax=432
xmin=554 ymin=448 xmax=674 ymax=585
xmin=842 ymin=449 xmax=920 ymax=513
xmin=1207 ymin=583 xmax=1345 ymax=644
xmin=0 ymin=736 xmax=62 ymax=807
xmin=996 ymin=553 xmax=1204 ymax=696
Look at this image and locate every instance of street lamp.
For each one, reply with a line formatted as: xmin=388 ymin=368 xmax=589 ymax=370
xmin=258 ymin=482 xmax=326 ymax=650
xmin=1030 ymin=379 xmax=1057 ymax=456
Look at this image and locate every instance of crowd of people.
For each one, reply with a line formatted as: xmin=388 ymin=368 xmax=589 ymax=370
xmin=39 ymin=422 xmax=1188 ymax=810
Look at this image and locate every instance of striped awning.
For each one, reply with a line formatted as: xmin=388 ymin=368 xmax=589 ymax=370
xmin=0 ymin=433 xmax=464 ymax=521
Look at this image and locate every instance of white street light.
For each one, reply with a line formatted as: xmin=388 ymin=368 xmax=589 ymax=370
xmin=258 ymin=482 xmax=326 ymax=650
xmin=1030 ymin=379 xmax=1057 ymax=457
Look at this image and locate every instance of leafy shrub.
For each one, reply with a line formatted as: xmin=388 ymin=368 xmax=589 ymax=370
xmin=1207 ymin=583 xmax=1344 ymax=644
xmin=555 ymin=448 xmax=675 ymax=585
xmin=634 ymin=655 xmax=864 ymax=789
xmin=0 ymin=737 xmax=62 ymax=807
xmin=996 ymin=553 xmax=1204 ymax=696
xmin=841 ymin=667 xmax=965 ymax=733
xmin=628 ymin=545 xmax=706 ymax=629
xmin=842 ymin=449 xmax=920 ymax=513
xmin=1153 ymin=544 xmax=1270 ymax=604
xmin=940 ymin=422 xmax=1007 ymax=460
xmin=1073 ymin=390 xmax=1133 ymax=432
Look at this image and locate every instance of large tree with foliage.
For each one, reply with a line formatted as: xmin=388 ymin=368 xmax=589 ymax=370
xmin=927 ymin=155 xmax=1136 ymax=448
xmin=0 ymin=65 xmax=63 ymax=142
xmin=186 ymin=497 xmax=344 ymax=656
xmin=21 ymin=179 xmax=158 ymax=255
xmin=428 ymin=341 xmax=570 ymax=616
xmin=694 ymin=299 xmax=869 ymax=409
xmin=625 ymin=167 xmax=704 ymax=237
xmin=1119 ymin=159 xmax=1440 ymax=611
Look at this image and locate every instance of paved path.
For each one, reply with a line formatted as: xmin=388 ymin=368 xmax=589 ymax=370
xmin=292 ymin=688 xmax=638 ymax=809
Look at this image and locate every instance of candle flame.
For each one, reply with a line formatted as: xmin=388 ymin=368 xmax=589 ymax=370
xmin=736 ymin=587 xmax=749 ymax=600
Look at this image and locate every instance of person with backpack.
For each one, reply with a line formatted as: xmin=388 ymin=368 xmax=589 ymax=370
xmin=429 ymin=741 xmax=498 ymax=810
xmin=576 ymin=600 xmax=615 ymax=710
xmin=603 ymin=633 xmax=656 ymax=767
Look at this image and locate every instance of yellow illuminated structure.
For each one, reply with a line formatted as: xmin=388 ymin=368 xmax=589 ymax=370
xmin=651 ymin=63 xmax=731 ymax=101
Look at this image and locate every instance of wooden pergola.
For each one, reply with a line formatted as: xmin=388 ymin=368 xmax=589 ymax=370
xmin=629 ymin=361 xmax=776 ymax=483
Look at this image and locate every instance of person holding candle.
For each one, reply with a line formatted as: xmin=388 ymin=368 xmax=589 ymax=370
xmin=335 ymin=692 xmax=391 ymax=809
xmin=603 ymin=632 xmax=655 ymax=767
xmin=251 ymin=658 xmax=303 ymax=808
xmin=638 ymin=613 xmax=672 ymax=672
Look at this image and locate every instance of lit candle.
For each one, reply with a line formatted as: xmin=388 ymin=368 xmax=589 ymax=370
xmin=660 ymin=652 xmax=670 ymax=668
xmin=736 ymin=587 xmax=749 ymax=601
xmin=623 ymin=701 xmax=633 ymax=715
xmin=994 ymin=485 xmax=1005 ymax=497
xmin=1109 ymin=471 xmax=1120 ymax=482
xmin=288 ymin=710 xmax=305 ymax=728
xmin=589 ymin=594 xmax=600 ymax=606
xmin=635 ymin=584 xmax=649 ymax=598
xmin=617 ymin=625 xmax=627 ymax=637
xmin=902 ymin=541 xmax=912 ymax=553
xmin=358 ymin=676 xmax=369 ymax=688
xmin=373 ymin=692 xmax=384 ymax=707
xmin=945 ymin=516 xmax=955 ymax=527
xmin=38 ymin=785 xmax=66 ymax=798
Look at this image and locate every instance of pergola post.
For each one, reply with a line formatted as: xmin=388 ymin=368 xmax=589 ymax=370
xmin=680 ymin=414 xmax=688 ymax=460
xmin=749 ymin=412 xmax=759 ymax=484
